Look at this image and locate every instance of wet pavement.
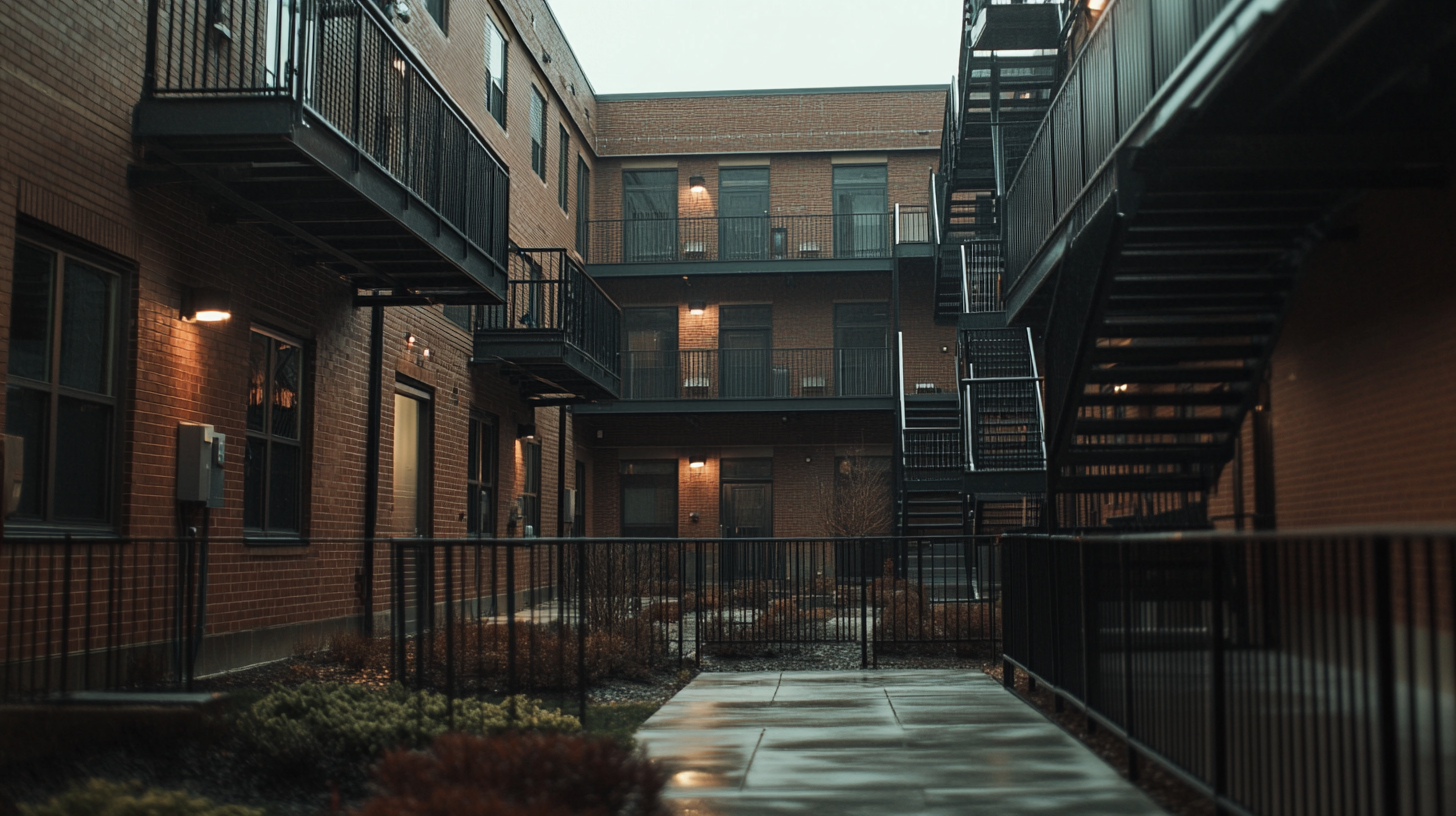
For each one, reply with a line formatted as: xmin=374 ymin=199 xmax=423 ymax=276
xmin=636 ymin=670 xmax=1167 ymax=816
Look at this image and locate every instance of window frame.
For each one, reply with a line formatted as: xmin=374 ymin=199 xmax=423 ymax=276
xmin=420 ymin=0 xmax=448 ymax=33
xmin=483 ymin=13 xmax=507 ymax=127
xmin=4 ymin=232 xmax=127 ymax=533
xmin=244 ymin=326 xmax=308 ymax=540
xmin=557 ymin=125 xmax=570 ymax=212
xmin=467 ymin=411 xmax=497 ymax=538
xmin=575 ymin=156 xmax=591 ymax=257
xmin=530 ymin=87 xmax=547 ymax=180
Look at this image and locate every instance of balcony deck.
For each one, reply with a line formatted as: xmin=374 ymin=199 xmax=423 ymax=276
xmin=472 ymin=249 xmax=621 ymax=403
xmin=134 ymin=0 xmax=509 ymax=302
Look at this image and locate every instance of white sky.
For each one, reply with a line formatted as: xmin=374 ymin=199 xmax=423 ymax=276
xmin=544 ymin=0 xmax=964 ymax=95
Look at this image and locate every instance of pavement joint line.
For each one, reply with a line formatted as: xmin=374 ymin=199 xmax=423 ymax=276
xmin=739 ymin=728 xmax=766 ymax=792
xmin=770 ymin=672 xmax=783 ymax=703
xmin=884 ymin=688 xmax=905 ymax=730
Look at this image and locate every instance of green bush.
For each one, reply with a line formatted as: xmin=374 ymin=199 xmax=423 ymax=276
xmin=21 ymin=779 xmax=262 ymax=816
xmin=233 ymin=682 xmax=578 ymax=779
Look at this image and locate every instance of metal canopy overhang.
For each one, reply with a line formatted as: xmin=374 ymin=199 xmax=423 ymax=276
xmin=970 ymin=4 xmax=1063 ymax=51
xmin=133 ymin=98 xmax=507 ymax=305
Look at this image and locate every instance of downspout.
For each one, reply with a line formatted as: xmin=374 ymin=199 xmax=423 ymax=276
xmin=362 ymin=305 xmax=384 ymax=634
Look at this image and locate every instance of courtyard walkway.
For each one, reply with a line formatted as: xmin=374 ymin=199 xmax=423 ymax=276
xmin=636 ymin=670 xmax=1166 ymax=816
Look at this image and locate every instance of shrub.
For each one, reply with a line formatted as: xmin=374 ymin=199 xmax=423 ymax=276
xmin=233 ymin=683 xmax=578 ymax=780
xmin=327 ymin=629 xmax=391 ymax=671
xmin=20 ymin=779 xmax=263 ymax=816
xmin=357 ymin=732 xmax=669 ymax=816
xmin=639 ymin=600 xmax=681 ymax=623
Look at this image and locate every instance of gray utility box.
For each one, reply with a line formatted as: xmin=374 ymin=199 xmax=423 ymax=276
xmin=177 ymin=423 xmax=226 ymax=508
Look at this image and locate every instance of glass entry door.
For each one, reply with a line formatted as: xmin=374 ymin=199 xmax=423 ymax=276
xmin=719 ymin=167 xmax=769 ymax=261
xmin=835 ymin=302 xmax=889 ymax=396
xmin=833 ymin=165 xmax=888 ymax=258
xmin=721 ymin=457 xmax=775 ymax=578
xmin=625 ymin=307 xmax=677 ymax=399
xmin=719 ymin=305 xmax=771 ymax=398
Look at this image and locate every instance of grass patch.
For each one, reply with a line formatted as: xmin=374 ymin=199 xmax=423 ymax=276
xmin=583 ymin=701 xmax=661 ymax=747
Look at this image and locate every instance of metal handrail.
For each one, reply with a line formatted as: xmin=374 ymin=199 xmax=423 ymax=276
xmin=587 ymin=213 xmax=894 ymax=264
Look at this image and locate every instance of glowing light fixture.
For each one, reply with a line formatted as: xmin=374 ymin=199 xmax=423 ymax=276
xmin=688 ymin=175 xmax=706 ymax=193
xmin=688 ymin=301 xmax=706 ymax=316
xmin=688 ymin=451 xmax=706 ymax=469
xmin=518 ymin=423 xmax=537 ymax=440
xmin=181 ymin=287 xmax=232 ymax=323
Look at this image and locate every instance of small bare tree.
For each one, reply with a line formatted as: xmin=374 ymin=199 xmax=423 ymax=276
xmin=812 ymin=452 xmax=892 ymax=537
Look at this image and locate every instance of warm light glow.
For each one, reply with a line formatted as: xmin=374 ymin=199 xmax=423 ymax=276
xmin=689 ymin=459 xmax=705 ymax=468
xmin=392 ymin=56 xmax=408 ymax=76
xmin=191 ymin=309 xmax=230 ymax=322
xmin=688 ymin=175 xmax=707 ymax=193
xmin=1113 ymin=384 xmax=1129 ymax=392
xmin=689 ymin=307 xmax=704 ymax=316
xmin=1088 ymin=0 xmax=1107 ymax=9
xmin=404 ymin=333 xmax=417 ymax=348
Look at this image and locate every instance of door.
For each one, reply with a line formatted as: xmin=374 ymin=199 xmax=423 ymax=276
xmin=721 ymin=482 xmax=775 ymax=579
xmin=832 ymin=165 xmax=888 ymax=258
xmin=834 ymin=303 xmax=889 ymax=396
xmin=624 ymin=307 xmax=677 ymax=399
xmin=623 ymin=170 xmax=677 ymax=262
xmin=393 ymin=385 xmax=432 ymax=536
xmin=620 ymin=460 xmax=677 ymax=538
xmin=719 ymin=305 xmax=771 ymax=398
xmin=719 ymin=168 xmax=769 ymax=260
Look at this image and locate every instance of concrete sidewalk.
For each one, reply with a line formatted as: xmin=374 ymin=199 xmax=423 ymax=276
xmin=636 ymin=670 xmax=1166 ymax=816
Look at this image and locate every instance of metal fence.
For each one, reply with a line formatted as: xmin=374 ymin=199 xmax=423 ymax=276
xmin=1002 ymin=0 xmax=1238 ymax=288
xmin=622 ymin=348 xmax=892 ymax=401
xmin=1 ymin=536 xmax=207 ymax=700
xmin=475 ymin=247 xmax=622 ymax=381
xmin=146 ymin=0 xmax=511 ymax=269
xmin=1003 ymin=530 xmax=1456 ymax=816
xmin=587 ymin=214 xmax=892 ymax=264
xmin=390 ymin=536 xmax=1001 ymax=701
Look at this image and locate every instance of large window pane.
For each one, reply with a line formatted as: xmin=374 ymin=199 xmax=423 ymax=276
xmin=393 ymin=392 xmax=427 ymax=535
xmin=623 ymin=170 xmax=677 ymax=262
xmin=4 ymin=386 xmax=48 ymax=518
xmin=10 ymin=243 xmax=55 ymax=383
xmin=833 ymin=165 xmax=888 ymax=259
xmin=272 ymin=341 xmax=302 ymax=439
xmin=247 ymin=332 xmax=269 ymax=432
xmin=59 ymin=261 xmax=115 ymax=395
xmin=269 ymin=443 xmax=301 ymax=532
xmin=54 ymin=397 xmax=110 ymax=521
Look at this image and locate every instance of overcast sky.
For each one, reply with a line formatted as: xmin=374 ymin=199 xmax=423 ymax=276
xmin=544 ymin=0 xmax=963 ymax=95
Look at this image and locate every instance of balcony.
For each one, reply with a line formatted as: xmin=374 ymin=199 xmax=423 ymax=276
xmin=472 ymin=249 xmax=621 ymax=403
xmin=585 ymin=214 xmax=895 ymax=277
xmin=134 ymin=0 xmax=509 ymax=302
xmin=574 ymin=348 xmax=894 ymax=414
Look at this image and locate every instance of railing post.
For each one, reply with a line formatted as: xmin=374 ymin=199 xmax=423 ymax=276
xmin=1121 ymin=538 xmax=1138 ymax=781
xmin=506 ymin=542 xmax=518 ymax=696
xmin=860 ymin=540 xmax=869 ymax=669
xmin=1373 ymin=536 xmax=1402 ymax=816
xmin=1081 ymin=537 xmax=1096 ymax=734
xmin=1003 ymin=536 xmax=1015 ymax=689
xmin=577 ymin=539 xmax=588 ymax=724
xmin=1209 ymin=539 xmax=1228 ymax=814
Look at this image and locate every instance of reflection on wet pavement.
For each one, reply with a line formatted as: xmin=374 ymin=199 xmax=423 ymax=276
xmin=637 ymin=670 xmax=1167 ymax=816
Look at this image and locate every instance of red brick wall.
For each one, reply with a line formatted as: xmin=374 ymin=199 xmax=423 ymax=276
xmin=595 ymin=89 xmax=944 ymax=156
xmin=1211 ymin=185 xmax=1456 ymax=528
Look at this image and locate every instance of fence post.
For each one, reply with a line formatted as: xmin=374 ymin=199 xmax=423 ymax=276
xmin=1003 ymin=537 xmax=1015 ymax=689
xmin=1209 ymin=540 xmax=1227 ymax=814
xmin=1081 ymin=537 xmax=1096 ymax=735
xmin=506 ymin=542 xmax=518 ymax=696
xmin=577 ymin=540 xmax=587 ymax=726
xmin=1373 ymin=536 xmax=1402 ymax=816
xmin=444 ymin=545 xmax=455 ymax=711
xmin=860 ymin=540 xmax=869 ymax=669
xmin=1121 ymin=538 xmax=1138 ymax=782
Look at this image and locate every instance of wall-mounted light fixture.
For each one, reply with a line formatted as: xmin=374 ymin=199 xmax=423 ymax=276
xmin=688 ymin=301 xmax=706 ymax=316
xmin=688 ymin=175 xmax=706 ymax=193
xmin=404 ymin=332 xmax=417 ymax=348
xmin=421 ymin=347 xmax=432 ymax=361
xmin=518 ymin=423 xmax=537 ymax=440
xmin=688 ymin=451 xmax=706 ymax=469
xmin=181 ymin=287 xmax=232 ymax=323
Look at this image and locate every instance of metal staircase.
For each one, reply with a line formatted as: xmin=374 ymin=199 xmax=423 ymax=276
xmin=962 ymin=328 xmax=1047 ymax=531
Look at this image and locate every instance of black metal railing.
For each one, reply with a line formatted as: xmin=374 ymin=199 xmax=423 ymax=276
xmin=1003 ymin=530 xmax=1456 ymax=816
xmin=962 ymin=239 xmax=1004 ymax=313
xmin=1002 ymin=0 xmax=1237 ymax=288
xmin=896 ymin=205 xmax=931 ymax=245
xmin=391 ymin=536 xmax=1002 ymax=708
xmin=475 ymin=248 xmax=622 ymax=380
xmin=146 ymin=0 xmax=510 ymax=270
xmin=904 ymin=431 xmax=963 ymax=473
xmin=622 ymin=348 xmax=892 ymax=401
xmin=587 ymin=214 xmax=892 ymax=264
xmin=1 ymin=536 xmax=207 ymax=700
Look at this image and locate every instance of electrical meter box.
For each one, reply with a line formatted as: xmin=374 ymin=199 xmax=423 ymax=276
xmin=177 ymin=423 xmax=226 ymax=508
xmin=561 ymin=488 xmax=576 ymax=521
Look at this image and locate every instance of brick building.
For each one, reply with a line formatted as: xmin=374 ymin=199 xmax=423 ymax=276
xmin=2 ymin=0 xmax=1452 ymax=680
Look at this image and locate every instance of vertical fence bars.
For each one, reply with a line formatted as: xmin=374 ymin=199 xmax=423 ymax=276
xmin=1002 ymin=532 xmax=1456 ymax=816
xmin=0 ymin=537 xmax=208 ymax=700
xmin=386 ymin=536 xmax=1002 ymax=697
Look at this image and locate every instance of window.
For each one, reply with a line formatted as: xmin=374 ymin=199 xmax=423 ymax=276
xmin=719 ymin=167 xmax=770 ymax=261
xmin=484 ymin=15 xmax=507 ymax=126
xmin=623 ymin=307 xmax=677 ymax=399
xmin=620 ymin=460 xmax=676 ymax=538
xmin=622 ymin=169 xmax=677 ymax=262
xmin=5 ymin=237 xmax=122 ymax=528
xmin=420 ymin=0 xmax=446 ymax=31
xmin=834 ymin=302 xmax=890 ymax=396
xmin=575 ymin=157 xmax=591 ymax=256
xmin=832 ymin=165 xmax=888 ymax=258
xmin=394 ymin=384 xmax=432 ymax=536
xmin=719 ymin=305 xmax=772 ymax=398
xmin=558 ymin=125 xmax=570 ymax=211
xmin=245 ymin=329 xmax=306 ymax=535
xmin=530 ymin=88 xmax=546 ymax=180
xmin=521 ymin=440 xmax=541 ymax=536
xmin=467 ymin=413 xmax=496 ymax=537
